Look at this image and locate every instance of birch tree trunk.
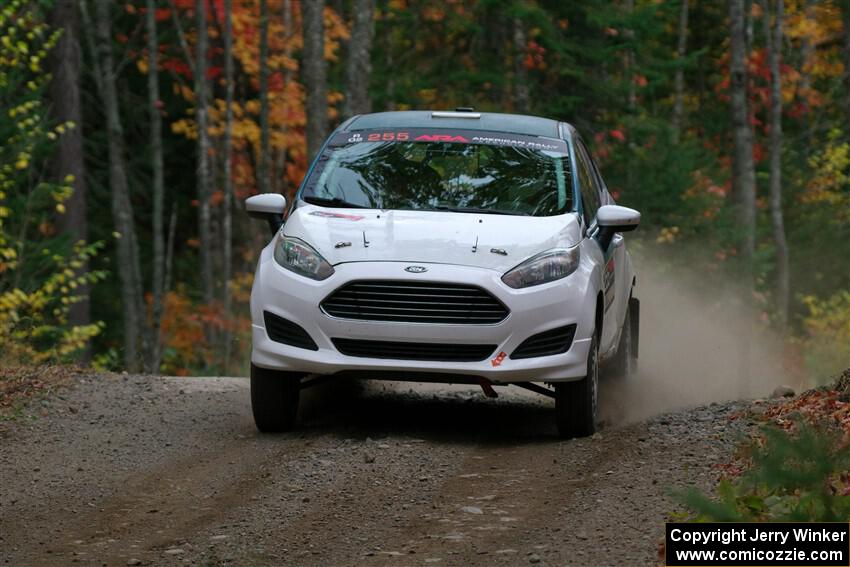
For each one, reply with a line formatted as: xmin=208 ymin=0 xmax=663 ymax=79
xmin=671 ymin=0 xmax=689 ymax=144
xmin=513 ymin=16 xmax=530 ymax=114
xmin=195 ymin=0 xmax=214 ymax=307
xmin=729 ymin=0 xmax=757 ymax=396
xmin=729 ymin=0 xmax=757 ymax=266
xmin=223 ymin=0 xmax=235 ymax=366
xmin=766 ymin=0 xmax=790 ymax=328
xmin=146 ymin=0 xmax=165 ymax=372
xmin=93 ymin=0 xmax=146 ymax=371
xmin=344 ymin=0 xmax=376 ymax=117
xmin=302 ymin=0 xmax=328 ymax=161
xmin=48 ymin=0 xmax=89 ymax=340
xmin=258 ymin=0 xmax=271 ymax=194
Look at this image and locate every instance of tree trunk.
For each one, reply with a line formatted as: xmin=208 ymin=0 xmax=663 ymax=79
xmin=344 ymin=0 xmax=376 ymax=117
xmin=258 ymin=0 xmax=271 ymax=194
xmin=513 ymin=16 xmax=530 ymax=114
xmin=625 ymin=0 xmax=637 ymax=113
xmin=223 ymin=0 xmax=235 ymax=367
xmin=93 ymin=0 xmax=146 ymax=372
xmin=729 ymin=0 xmax=757 ymax=397
xmin=799 ymin=0 xmax=813 ymax=150
xmin=146 ymin=0 xmax=165 ymax=372
xmin=379 ymin=0 xmax=396 ymax=111
xmin=196 ymin=0 xmax=214 ymax=307
xmin=302 ymin=0 xmax=328 ymax=161
xmin=766 ymin=0 xmax=789 ymax=329
xmin=842 ymin=0 xmax=850 ymax=130
xmin=48 ymin=0 xmax=89 ymax=343
xmin=671 ymin=0 xmax=689 ymax=144
xmin=729 ymin=0 xmax=757 ymax=266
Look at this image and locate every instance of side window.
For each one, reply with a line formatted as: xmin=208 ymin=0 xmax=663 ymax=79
xmin=574 ymin=140 xmax=601 ymax=227
xmin=588 ymin=152 xmax=615 ymax=205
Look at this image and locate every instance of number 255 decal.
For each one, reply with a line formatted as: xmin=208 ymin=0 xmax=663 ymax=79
xmin=366 ymin=132 xmax=409 ymax=141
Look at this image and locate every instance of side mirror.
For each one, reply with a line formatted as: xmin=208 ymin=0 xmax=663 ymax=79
xmin=246 ymin=193 xmax=286 ymax=234
xmin=595 ymin=205 xmax=640 ymax=250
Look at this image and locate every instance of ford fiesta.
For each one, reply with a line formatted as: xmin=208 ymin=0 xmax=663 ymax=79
xmin=246 ymin=109 xmax=641 ymax=438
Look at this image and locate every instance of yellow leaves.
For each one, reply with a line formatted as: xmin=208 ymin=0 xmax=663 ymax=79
xmin=800 ymin=291 xmax=850 ymax=377
xmin=137 ymin=58 xmax=149 ymax=74
xmin=244 ymin=99 xmax=261 ymax=115
xmin=803 ymin=131 xmax=850 ymax=218
xmin=171 ymin=118 xmax=197 ymax=140
xmin=656 ymin=226 xmax=680 ymax=244
xmin=55 ymin=203 xmax=65 ymax=214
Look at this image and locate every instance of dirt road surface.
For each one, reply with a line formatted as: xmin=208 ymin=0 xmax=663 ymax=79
xmin=0 ymin=372 xmax=755 ymax=566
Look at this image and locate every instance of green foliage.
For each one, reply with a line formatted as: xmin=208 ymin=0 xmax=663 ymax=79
xmin=680 ymin=421 xmax=850 ymax=522
xmin=800 ymin=291 xmax=850 ymax=379
xmin=0 ymin=0 xmax=105 ymax=364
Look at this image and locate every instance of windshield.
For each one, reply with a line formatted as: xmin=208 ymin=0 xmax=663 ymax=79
xmin=301 ymin=130 xmax=574 ymax=217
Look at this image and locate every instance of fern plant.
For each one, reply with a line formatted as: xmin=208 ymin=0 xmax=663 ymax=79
xmin=681 ymin=420 xmax=850 ymax=522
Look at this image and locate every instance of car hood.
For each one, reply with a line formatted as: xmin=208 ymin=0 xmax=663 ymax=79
xmin=282 ymin=205 xmax=582 ymax=272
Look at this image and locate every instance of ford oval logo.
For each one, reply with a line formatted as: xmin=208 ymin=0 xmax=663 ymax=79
xmin=404 ymin=266 xmax=428 ymax=273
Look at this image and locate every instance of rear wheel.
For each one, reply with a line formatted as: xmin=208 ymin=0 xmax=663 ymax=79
xmin=608 ymin=307 xmax=636 ymax=379
xmin=250 ymin=364 xmax=302 ymax=433
xmin=555 ymin=334 xmax=599 ymax=439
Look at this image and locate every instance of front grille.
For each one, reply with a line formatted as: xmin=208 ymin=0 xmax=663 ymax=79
xmin=264 ymin=311 xmax=318 ymax=351
xmin=510 ymin=324 xmax=577 ymax=359
xmin=321 ymin=281 xmax=509 ymax=324
xmin=332 ymin=338 xmax=496 ymax=362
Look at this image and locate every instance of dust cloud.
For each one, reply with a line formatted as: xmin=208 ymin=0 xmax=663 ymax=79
xmin=599 ymin=249 xmax=799 ymax=425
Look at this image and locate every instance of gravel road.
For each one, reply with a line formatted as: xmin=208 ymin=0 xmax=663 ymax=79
xmin=0 ymin=372 xmax=756 ymax=566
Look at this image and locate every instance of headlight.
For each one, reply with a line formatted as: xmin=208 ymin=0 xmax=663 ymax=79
xmin=273 ymin=236 xmax=334 ymax=280
xmin=501 ymin=246 xmax=580 ymax=289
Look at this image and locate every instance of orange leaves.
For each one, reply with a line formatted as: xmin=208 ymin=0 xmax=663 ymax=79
xmin=523 ymin=40 xmax=546 ymax=71
xmin=157 ymin=284 xmax=252 ymax=375
xmin=763 ymin=387 xmax=850 ymax=436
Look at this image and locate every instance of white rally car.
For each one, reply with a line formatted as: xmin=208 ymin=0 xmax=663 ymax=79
xmin=246 ymin=109 xmax=640 ymax=438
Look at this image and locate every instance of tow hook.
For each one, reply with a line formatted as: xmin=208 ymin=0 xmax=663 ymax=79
xmin=477 ymin=377 xmax=499 ymax=398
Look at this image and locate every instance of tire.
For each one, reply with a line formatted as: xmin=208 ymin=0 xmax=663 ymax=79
xmin=608 ymin=308 xmax=636 ymax=379
xmin=555 ymin=334 xmax=599 ymax=439
xmin=250 ymin=363 xmax=301 ymax=433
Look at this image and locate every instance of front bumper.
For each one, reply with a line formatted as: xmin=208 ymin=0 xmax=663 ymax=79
xmin=250 ymin=257 xmax=597 ymax=383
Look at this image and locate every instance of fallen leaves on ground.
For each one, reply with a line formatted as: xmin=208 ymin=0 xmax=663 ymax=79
xmin=0 ymin=365 xmax=84 ymax=416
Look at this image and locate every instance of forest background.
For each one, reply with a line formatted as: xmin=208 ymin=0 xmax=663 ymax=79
xmin=1 ymin=0 xmax=848 ymax=379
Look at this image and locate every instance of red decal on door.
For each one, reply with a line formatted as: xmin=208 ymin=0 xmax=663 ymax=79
xmin=491 ymin=351 xmax=507 ymax=367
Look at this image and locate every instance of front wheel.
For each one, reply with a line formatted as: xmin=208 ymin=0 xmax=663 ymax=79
xmin=250 ymin=364 xmax=302 ymax=433
xmin=554 ymin=334 xmax=599 ymax=439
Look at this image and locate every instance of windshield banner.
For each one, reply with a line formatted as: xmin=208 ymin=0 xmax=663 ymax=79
xmin=329 ymin=128 xmax=569 ymax=154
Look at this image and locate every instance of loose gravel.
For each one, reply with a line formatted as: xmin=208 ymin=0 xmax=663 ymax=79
xmin=0 ymin=373 xmax=757 ymax=566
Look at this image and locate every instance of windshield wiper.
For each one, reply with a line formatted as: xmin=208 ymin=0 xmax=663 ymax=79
xmin=433 ymin=205 xmax=529 ymax=216
xmin=302 ymin=196 xmax=370 ymax=209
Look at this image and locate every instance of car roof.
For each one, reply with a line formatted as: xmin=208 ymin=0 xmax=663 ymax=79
xmin=344 ymin=110 xmax=565 ymax=139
